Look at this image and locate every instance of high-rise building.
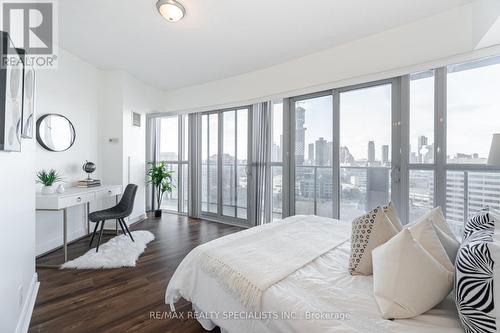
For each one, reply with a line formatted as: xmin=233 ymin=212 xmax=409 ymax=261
xmin=418 ymin=136 xmax=428 ymax=151
xmin=381 ymin=145 xmax=389 ymax=165
xmin=271 ymin=143 xmax=280 ymax=161
xmin=368 ymin=141 xmax=375 ymax=164
xmin=326 ymin=142 xmax=333 ymax=165
xmin=315 ymin=137 xmax=327 ymax=166
xmin=418 ymin=135 xmax=428 ymax=163
xmin=410 ymin=151 xmax=418 ymax=163
xmin=308 ymin=143 xmax=314 ymax=162
xmin=295 ymin=107 xmax=306 ymax=166
xmin=446 ymin=171 xmax=500 ymax=236
xmin=279 ymin=134 xmax=283 ymax=160
xmin=340 ymin=146 xmax=355 ymax=164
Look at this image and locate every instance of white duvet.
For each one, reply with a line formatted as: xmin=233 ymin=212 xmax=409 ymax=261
xmin=165 ymin=216 xmax=463 ymax=333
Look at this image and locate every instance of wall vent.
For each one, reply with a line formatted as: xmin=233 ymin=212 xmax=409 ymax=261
xmin=132 ymin=112 xmax=141 ymax=127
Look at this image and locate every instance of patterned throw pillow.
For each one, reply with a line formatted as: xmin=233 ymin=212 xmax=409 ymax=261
xmin=349 ymin=207 xmax=398 ymax=275
xmin=455 ymin=210 xmax=499 ymax=333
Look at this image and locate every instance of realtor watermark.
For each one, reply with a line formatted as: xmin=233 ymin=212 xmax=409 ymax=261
xmin=149 ymin=310 xmax=351 ymax=321
xmin=1 ymin=0 xmax=58 ymax=69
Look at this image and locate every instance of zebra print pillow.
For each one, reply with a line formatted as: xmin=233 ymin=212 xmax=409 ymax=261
xmin=455 ymin=210 xmax=497 ymax=333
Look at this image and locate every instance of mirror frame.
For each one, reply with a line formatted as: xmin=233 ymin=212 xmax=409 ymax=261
xmin=36 ymin=114 xmax=76 ymax=152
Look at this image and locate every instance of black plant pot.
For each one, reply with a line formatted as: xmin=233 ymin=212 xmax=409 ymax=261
xmin=154 ymin=209 xmax=162 ymax=218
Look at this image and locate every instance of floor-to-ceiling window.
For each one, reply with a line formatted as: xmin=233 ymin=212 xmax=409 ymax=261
xmin=148 ymin=54 xmax=500 ymax=234
xmin=338 ymin=82 xmax=393 ymax=221
xmin=158 ymin=115 xmax=188 ymax=213
xmin=408 ymin=70 xmax=435 ymax=222
xmin=201 ymin=107 xmax=251 ymax=225
xmin=444 ymin=57 xmax=500 ymax=236
xmin=291 ymin=93 xmax=333 ymax=217
xmin=403 ymin=57 xmax=500 ymax=237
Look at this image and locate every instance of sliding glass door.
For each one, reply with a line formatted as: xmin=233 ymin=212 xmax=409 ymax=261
xmin=201 ymin=107 xmax=252 ymax=225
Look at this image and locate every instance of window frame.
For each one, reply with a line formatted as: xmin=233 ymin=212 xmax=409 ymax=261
xmin=146 ymin=54 xmax=500 ymax=235
xmin=200 ymin=106 xmax=253 ymax=227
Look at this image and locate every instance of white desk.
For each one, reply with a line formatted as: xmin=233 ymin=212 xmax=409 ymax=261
xmin=36 ymin=185 xmax=122 ymax=267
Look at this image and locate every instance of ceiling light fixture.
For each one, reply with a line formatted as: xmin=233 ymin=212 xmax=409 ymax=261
xmin=156 ymin=0 xmax=185 ymax=23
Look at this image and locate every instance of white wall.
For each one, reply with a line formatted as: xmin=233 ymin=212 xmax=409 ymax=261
xmin=35 ymin=50 xmax=102 ymax=255
xmin=0 ymin=139 xmax=37 ymax=333
xmin=121 ymin=72 xmax=165 ymax=221
xmin=34 ymin=54 xmax=166 ymax=255
xmin=162 ymin=1 xmax=500 ymax=113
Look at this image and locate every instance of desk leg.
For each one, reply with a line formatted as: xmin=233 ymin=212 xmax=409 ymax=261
xmin=63 ymin=208 xmax=68 ymax=262
xmin=115 ymin=195 xmax=119 ymax=235
xmin=86 ymin=202 xmax=90 ymax=235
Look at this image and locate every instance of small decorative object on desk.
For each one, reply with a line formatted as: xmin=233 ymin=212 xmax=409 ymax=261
xmin=56 ymin=184 xmax=65 ymax=194
xmin=36 ymin=169 xmax=62 ymax=195
xmin=78 ymin=161 xmax=101 ymax=187
xmin=76 ymin=179 xmax=101 ymax=188
xmin=82 ymin=160 xmax=96 ymax=180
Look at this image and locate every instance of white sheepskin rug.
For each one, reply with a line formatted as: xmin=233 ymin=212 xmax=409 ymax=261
xmin=61 ymin=231 xmax=155 ymax=269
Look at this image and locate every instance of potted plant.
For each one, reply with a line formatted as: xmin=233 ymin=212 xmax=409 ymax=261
xmin=146 ymin=161 xmax=175 ymax=217
xmin=36 ymin=169 xmax=62 ymax=195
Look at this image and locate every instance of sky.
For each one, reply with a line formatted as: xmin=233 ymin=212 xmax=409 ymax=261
xmin=296 ymin=85 xmax=392 ymax=162
xmin=447 ymin=63 xmax=500 ymax=159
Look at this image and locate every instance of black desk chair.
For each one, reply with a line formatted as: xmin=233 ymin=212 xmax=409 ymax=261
xmin=88 ymin=184 xmax=138 ymax=252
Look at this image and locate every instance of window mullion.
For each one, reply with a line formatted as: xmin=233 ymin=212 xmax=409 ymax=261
xmin=218 ymin=112 xmax=223 ymax=216
xmin=435 ymin=67 xmax=447 ymax=213
xmin=285 ymin=98 xmax=295 ymax=217
xmin=178 ymin=116 xmax=183 ymax=213
xmin=234 ymin=110 xmax=238 ymax=218
xmin=332 ymin=90 xmax=340 ymax=219
xmin=399 ymin=75 xmax=410 ymax=224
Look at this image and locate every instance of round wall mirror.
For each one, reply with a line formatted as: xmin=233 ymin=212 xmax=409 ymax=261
xmin=36 ymin=114 xmax=76 ymax=152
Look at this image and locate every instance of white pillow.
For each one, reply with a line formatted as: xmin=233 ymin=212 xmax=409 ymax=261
xmin=433 ymin=225 xmax=460 ymax=263
xmin=409 ymin=206 xmax=460 ymax=263
xmin=348 ymin=207 xmax=398 ymax=276
xmin=407 ymin=218 xmax=454 ymax=272
xmin=417 ymin=206 xmax=456 ymax=239
xmin=372 ymin=229 xmax=454 ymax=319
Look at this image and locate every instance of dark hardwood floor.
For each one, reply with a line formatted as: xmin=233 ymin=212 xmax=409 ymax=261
xmin=29 ymin=214 xmax=242 ymax=333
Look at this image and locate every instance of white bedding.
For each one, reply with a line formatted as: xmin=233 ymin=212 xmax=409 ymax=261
xmin=166 ymin=217 xmax=463 ymax=333
xmin=200 ymin=215 xmax=349 ymax=312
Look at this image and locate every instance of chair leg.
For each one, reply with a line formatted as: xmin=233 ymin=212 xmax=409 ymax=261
xmin=96 ymin=220 xmax=106 ymax=252
xmin=117 ymin=218 xmax=127 ymax=235
xmin=121 ymin=218 xmax=134 ymax=242
xmin=89 ymin=221 xmax=100 ymax=248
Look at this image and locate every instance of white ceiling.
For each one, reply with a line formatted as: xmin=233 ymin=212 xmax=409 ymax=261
xmin=59 ymin=0 xmax=473 ymax=91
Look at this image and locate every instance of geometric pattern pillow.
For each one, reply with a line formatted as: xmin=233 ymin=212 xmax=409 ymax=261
xmin=462 ymin=208 xmax=496 ymax=242
xmin=349 ymin=206 xmax=398 ymax=276
xmin=455 ymin=210 xmax=497 ymax=333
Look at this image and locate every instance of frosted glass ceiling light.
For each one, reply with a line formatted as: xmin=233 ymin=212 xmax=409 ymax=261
xmin=156 ymin=0 xmax=185 ymax=23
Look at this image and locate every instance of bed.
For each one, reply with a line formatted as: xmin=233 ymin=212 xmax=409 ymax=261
xmin=165 ymin=216 xmax=463 ymax=333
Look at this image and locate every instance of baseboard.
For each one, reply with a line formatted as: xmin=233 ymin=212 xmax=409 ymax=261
xmin=15 ymin=273 xmax=39 ymax=333
xmin=127 ymin=213 xmax=147 ymax=225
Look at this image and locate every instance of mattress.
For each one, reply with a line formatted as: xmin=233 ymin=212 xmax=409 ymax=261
xmin=166 ymin=219 xmax=463 ymax=333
